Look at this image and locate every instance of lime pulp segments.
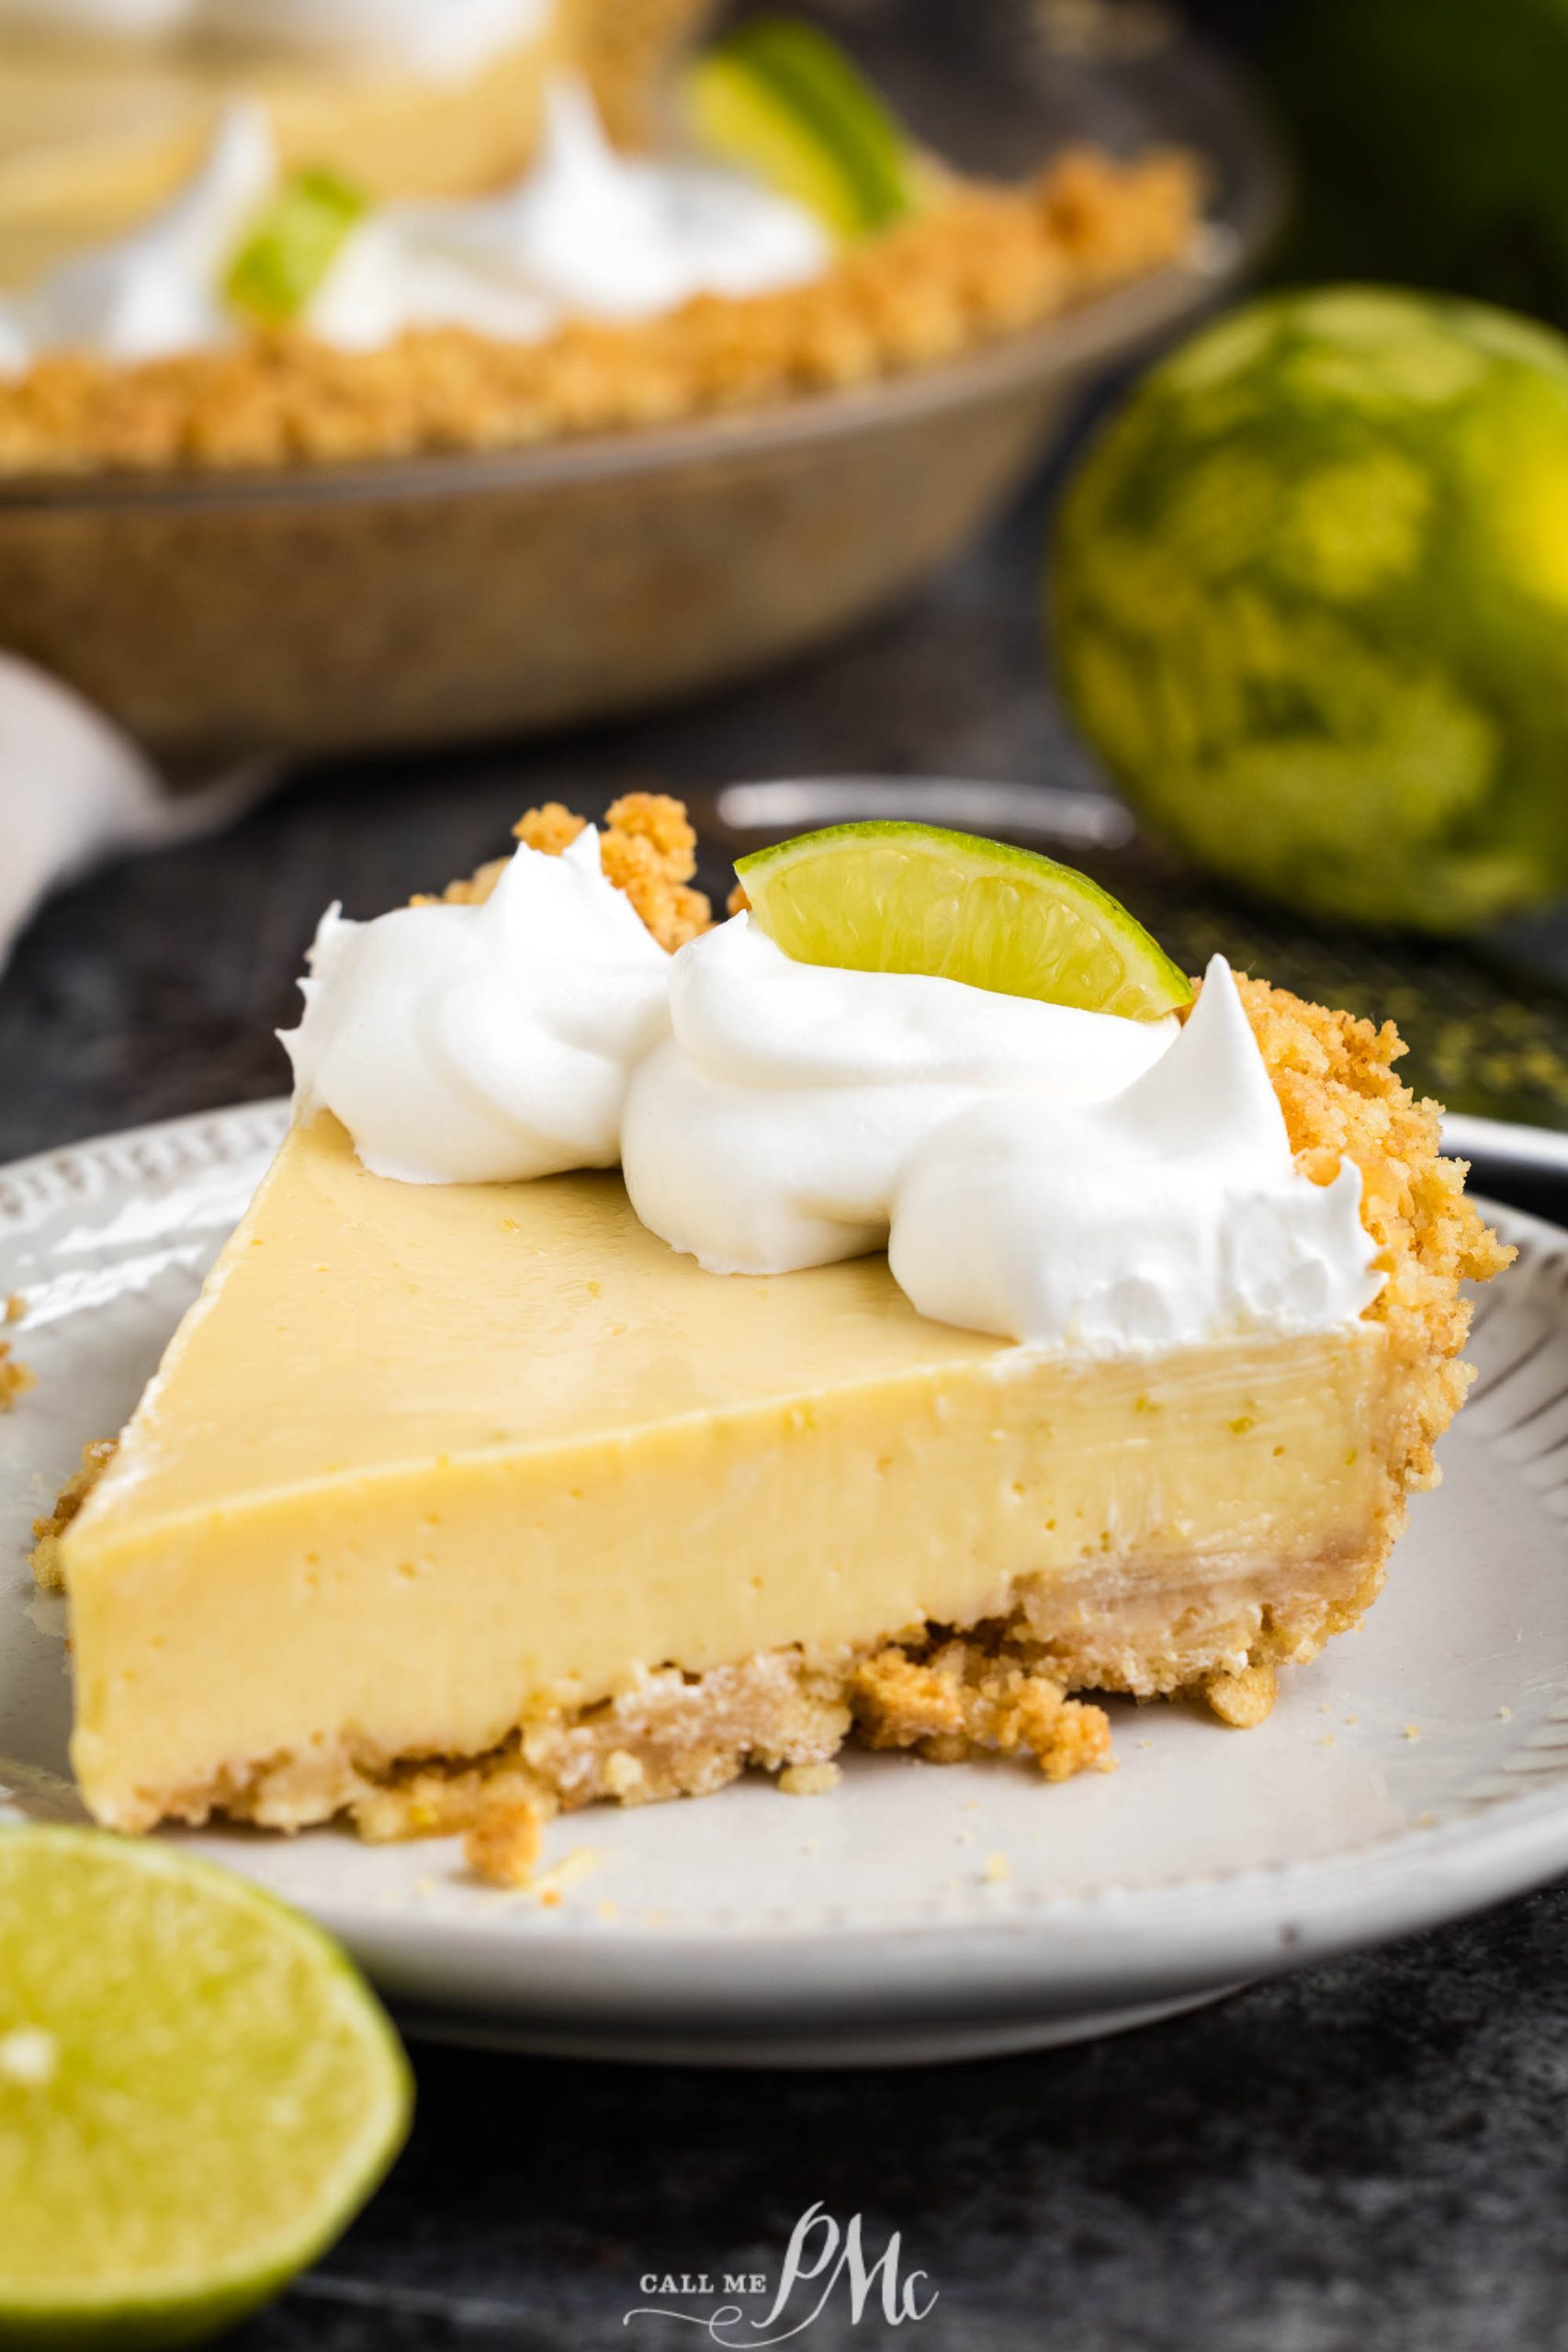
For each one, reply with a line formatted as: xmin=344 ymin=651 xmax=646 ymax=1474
xmin=735 ymin=821 xmax=1192 ymax=1020
xmin=686 ymin=17 xmax=917 ymax=239
xmin=0 ymin=1826 xmax=412 ymax=2349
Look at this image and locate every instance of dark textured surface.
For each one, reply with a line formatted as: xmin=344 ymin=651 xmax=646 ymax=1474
xmin=0 ymin=471 xmax=1090 ymax=1165
xmin=6 ymin=442 xmax=1568 ymax=2348
xmin=252 ymin=1886 xmax=1568 ymax=2352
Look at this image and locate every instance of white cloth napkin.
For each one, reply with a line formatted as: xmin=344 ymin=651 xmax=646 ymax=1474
xmin=0 ymin=652 xmax=276 ymax=974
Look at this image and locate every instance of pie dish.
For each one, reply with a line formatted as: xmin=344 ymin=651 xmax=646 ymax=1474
xmin=0 ymin=17 xmax=1266 ymax=760
xmin=39 ymin=798 xmax=1512 ymax=1885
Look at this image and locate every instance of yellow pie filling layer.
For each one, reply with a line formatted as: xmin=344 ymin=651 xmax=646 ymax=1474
xmin=71 ymin=1113 xmax=1402 ymax=1835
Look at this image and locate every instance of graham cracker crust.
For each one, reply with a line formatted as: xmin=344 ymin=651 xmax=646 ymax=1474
xmin=105 ymin=1528 xmax=1399 ymax=1883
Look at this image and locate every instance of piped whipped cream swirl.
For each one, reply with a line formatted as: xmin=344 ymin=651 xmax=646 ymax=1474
xmin=318 ymin=80 xmax=830 ymax=349
xmin=281 ymin=828 xmax=669 ymax=1186
xmin=620 ymin=920 xmax=1382 ymax=1349
xmin=0 ymin=80 xmax=831 ymax=371
xmin=887 ymin=954 xmax=1382 ymax=1351
xmin=619 ymin=915 xmax=1176 ymax=1275
xmin=0 ymin=102 xmax=275 ymax=368
xmin=283 ymin=874 xmax=1382 ymax=1352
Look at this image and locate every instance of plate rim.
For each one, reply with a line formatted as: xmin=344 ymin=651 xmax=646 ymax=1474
xmin=5 ymin=1095 xmax=1568 ymax=2035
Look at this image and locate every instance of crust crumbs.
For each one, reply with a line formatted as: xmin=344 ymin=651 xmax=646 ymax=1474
xmin=265 ymin=1633 xmax=1111 ymax=1854
xmin=463 ymin=1798 xmax=547 ymax=1891
xmin=0 ymin=1340 xmax=32 ymax=1414
xmin=1203 ymin=1661 xmax=1279 ymax=1729
xmin=429 ymin=791 xmax=712 ymax=951
xmin=852 ymin=1638 xmax=1115 ymax=1781
xmin=1235 ymin=973 xmax=1514 ymax=1493
xmin=0 ymin=152 xmax=1201 ymax=476
xmin=29 ymin=1439 xmax=117 ymax=1591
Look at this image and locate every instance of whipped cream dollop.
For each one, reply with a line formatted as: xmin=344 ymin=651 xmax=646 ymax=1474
xmin=0 ymin=102 xmax=274 ymax=368
xmin=281 ymin=829 xmax=670 ymax=1187
xmin=0 ymin=0 xmax=553 ymax=79
xmin=0 ymin=80 xmax=830 ymax=371
xmin=619 ymin=916 xmax=1176 ymax=1275
xmin=313 ymin=79 xmax=830 ymax=348
xmin=284 ymin=872 xmax=1382 ymax=1354
xmin=620 ymin=922 xmax=1381 ymax=1350
xmin=888 ymin=955 xmax=1382 ymax=1351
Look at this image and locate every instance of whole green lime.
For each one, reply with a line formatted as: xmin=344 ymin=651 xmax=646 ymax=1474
xmin=1051 ymin=286 xmax=1568 ymax=933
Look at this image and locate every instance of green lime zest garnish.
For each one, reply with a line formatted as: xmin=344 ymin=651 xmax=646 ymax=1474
xmin=686 ymin=17 xmax=918 ymax=241
xmin=226 ymin=166 xmax=369 ymax=326
xmin=0 ymin=1826 xmax=412 ymax=2347
xmin=735 ymin=820 xmax=1192 ymax=1020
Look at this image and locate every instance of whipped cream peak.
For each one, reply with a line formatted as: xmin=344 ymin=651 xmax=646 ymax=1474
xmin=660 ymin=913 xmax=1166 ymax=1094
xmin=889 ymin=956 xmax=1383 ymax=1351
xmin=281 ymin=827 xmax=670 ymax=1187
xmin=620 ymin=914 xmax=1179 ymax=1278
xmin=314 ymin=77 xmax=830 ymax=348
xmin=3 ymin=101 xmax=274 ymax=368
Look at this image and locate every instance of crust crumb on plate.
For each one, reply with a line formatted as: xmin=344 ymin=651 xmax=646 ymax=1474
xmin=463 ymin=1798 xmax=547 ymax=1891
xmin=2 ymin=1289 xmax=32 ymax=1408
xmin=778 ymin=1761 xmax=842 ymax=1796
xmin=29 ymin=1439 xmax=117 ymax=1590
xmin=1203 ymin=1661 xmax=1279 ymax=1729
xmin=0 ymin=1340 xmax=32 ymax=1414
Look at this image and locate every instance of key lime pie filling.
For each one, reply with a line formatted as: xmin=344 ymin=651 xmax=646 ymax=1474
xmin=44 ymin=800 xmax=1511 ymax=1878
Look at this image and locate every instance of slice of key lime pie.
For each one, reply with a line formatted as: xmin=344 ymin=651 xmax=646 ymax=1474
xmin=45 ymin=800 xmax=1510 ymax=1881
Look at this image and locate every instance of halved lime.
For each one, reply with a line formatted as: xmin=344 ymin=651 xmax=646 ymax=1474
xmin=686 ymin=17 xmax=918 ymax=241
xmin=226 ymin=166 xmax=367 ymax=326
xmin=735 ymin=821 xmax=1192 ymax=1019
xmin=0 ymin=1826 xmax=412 ymax=2347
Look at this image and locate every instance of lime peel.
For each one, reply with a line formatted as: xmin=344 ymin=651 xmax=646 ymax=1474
xmin=735 ymin=820 xmax=1192 ymax=1021
xmin=226 ymin=166 xmax=368 ymax=327
xmin=0 ymin=1826 xmax=412 ymax=2349
xmin=687 ymin=17 xmax=917 ymax=241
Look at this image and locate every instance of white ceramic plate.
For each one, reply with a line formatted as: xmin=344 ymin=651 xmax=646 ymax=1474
xmin=3 ymin=1103 xmax=1567 ymax=2066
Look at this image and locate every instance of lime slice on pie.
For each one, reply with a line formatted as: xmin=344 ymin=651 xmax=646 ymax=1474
xmin=686 ymin=17 xmax=919 ymax=240
xmin=735 ymin=821 xmax=1193 ymax=1019
xmin=0 ymin=1826 xmax=412 ymax=2347
xmin=227 ymin=166 xmax=368 ymax=327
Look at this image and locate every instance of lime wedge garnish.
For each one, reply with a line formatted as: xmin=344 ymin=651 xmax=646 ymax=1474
xmin=735 ymin=821 xmax=1193 ymax=1019
xmin=226 ymin=166 xmax=368 ymax=326
xmin=0 ymin=1826 xmax=412 ymax=2346
xmin=686 ymin=17 xmax=918 ymax=241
